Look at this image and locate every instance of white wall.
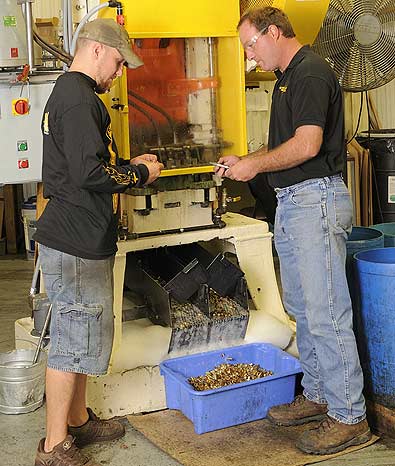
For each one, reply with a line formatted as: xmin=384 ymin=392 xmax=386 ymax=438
xmin=370 ymin=79 xmax=395 ymax=130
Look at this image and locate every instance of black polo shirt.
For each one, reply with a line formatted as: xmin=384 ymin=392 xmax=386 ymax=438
xmin=267 ymin=45 xmax=345 ymax=188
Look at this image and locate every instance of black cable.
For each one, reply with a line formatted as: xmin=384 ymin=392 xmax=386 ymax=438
xmin=33 ymin=30 xmax=72 ymax=66
xmin=128 ymin=90 xmax=178 ymax=144
xmin=365 ymin=90 xmax=384 ymax=223
xmin=128 ymin=99 xmax=162 ymax=147
xmin=346 ymin=92 xmax=364 ymax=145
xmin=33 ymin=30 xmax=72 ymax=61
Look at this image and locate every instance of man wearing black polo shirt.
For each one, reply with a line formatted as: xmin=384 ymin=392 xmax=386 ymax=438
xmin=216 ymin=6 xmax=371 ymax=455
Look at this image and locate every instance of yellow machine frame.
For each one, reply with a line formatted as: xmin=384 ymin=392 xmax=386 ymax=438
xmin=99 ymin=0 xmax=329 ymax=176
xmin=100 ymin=0 xmax=246 ymax=177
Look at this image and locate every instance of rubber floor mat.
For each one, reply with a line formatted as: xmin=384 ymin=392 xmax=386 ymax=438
xmin=128 ymin=410 xmax=378 ymax=466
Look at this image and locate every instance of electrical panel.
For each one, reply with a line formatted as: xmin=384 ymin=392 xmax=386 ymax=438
xmin=0 ymin=75 xmax=58 ymax=184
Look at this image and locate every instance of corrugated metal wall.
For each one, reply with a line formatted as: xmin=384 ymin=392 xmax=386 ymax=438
xmin=32 ymin=0 xmax=62 ymax=19
xmin=345 ymin=79 xmax=395 ymax=138
xmin=32 ymin=1 xmax=100 ymax=20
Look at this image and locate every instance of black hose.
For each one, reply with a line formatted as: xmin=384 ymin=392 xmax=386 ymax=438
xmin=128 ymin=99 xmax=162 ymax=146
xmin=33 ymin=30 xmax=72 ymax=66
xmin=128 ymin=90 xmax=178 ymax=144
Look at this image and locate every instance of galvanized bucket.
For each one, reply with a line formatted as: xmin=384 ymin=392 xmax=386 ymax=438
xmin=0 ymin=349 xmax=46 ymax=414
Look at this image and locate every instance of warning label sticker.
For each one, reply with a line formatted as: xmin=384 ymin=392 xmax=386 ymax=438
xmin=388 ymin=176 xmax=395 ymax=203
xmin=3 ymin=16 xmax=17 ymax=27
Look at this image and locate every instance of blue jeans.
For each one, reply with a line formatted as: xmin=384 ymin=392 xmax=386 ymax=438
xmin=39 ymin=244 xmax=115 ymax=375
xmin=274 ymin=175 xmax=366 ymax=424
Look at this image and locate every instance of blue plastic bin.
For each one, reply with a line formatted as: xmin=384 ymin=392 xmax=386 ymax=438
xmin=370 ymin=222 xmax=395 ymax=247
xmin=354 ymin=247 xmax=395 ymax=407
xmin=159 ymin=343 xmax=301 ymax=434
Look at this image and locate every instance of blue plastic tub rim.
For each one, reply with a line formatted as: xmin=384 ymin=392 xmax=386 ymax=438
xmin=159 ymin=343 xmax=301 ymax=396
xmin=348 ymin=226 xmax=383 ymax=243
xmin=371 ymin=223 xmax=395 ymax=237
xmin=354 ymin=247 xmax=395 ymax=276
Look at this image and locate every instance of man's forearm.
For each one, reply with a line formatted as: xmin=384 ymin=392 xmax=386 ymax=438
xmin=247 ymin=125 xmax=323 ymax=173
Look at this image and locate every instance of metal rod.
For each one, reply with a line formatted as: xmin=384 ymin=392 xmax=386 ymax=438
xmin=207 ymin=37 xmax=219 ymax=147
xmin=21 ymin=0 xmax=35 ymax=72
xmin=30 ymin=254 xmax=41 ymax=297
xmin=32 ymin=303 xmax=52 ymax=365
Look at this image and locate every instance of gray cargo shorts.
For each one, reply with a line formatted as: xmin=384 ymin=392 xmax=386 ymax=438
xmin=39 ymin=244 xmax=115 ymax=375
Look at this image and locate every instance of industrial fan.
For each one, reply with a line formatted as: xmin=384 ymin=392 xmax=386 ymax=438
xmin=312 ymin=0 xmax=395 ymax=92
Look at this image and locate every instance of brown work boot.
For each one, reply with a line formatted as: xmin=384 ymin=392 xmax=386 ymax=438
xmin=35 ymin=435 xmax=100 ymax=466
xmin=68 ymin=408 xmax=125 ymax=448
xmin=267 ymin=394 xmax=327 ymax=426
xmin=297 ymin=415 xmax=372 ymax=454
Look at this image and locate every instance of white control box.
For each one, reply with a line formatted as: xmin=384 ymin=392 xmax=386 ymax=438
xmin=0 ymin=73 xmax=59 ymax=184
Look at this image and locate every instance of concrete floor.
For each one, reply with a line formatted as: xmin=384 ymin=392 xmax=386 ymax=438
xmin=0 ymin=257 xmax=395 ymax=466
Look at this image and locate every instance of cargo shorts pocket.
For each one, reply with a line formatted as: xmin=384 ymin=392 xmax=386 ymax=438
xmin=55 ymin=302 xmax=103 ymax=358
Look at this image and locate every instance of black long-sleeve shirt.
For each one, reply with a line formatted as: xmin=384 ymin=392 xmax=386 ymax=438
xmin=34 ymin=71 xmax=148 ymax=259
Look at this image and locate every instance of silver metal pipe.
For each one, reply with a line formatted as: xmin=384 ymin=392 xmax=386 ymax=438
xmin=63 ymin=0 xmax=70 ymax=53
xmin=67 ymin=0 xmax=73 ymax=53
xmin=207 ymin=37 xmax=218 ymax=146
xmin=207 ymin=37 xmax=219 ymax=155
xmin=19 ymin=0 xmax=35 ymax=72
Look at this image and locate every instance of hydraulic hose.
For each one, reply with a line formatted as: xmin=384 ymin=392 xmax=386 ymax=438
xmin=128 ymin=99 xmax=162 ymax=147
xmin=33 ymin=30 xmax=73 ymax=66
xmin=128 ymin=90 xmax=178 ymax=144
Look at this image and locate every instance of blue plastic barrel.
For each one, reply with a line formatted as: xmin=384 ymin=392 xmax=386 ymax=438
xmin=346 ymin=227 xmax=384 ymax=311
xmin=354 ymin=247 xmax=395 ymax=407
xmin=347 ymin=226 xmax=384 ymax=257
xmin=371 ymin=222 xmax=395 ymax=247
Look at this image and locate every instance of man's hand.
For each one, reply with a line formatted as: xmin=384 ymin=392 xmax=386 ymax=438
xmin=214 ymin=155 xmax=240 ymax=177
xmin=131 ymin=153 xmax=158 ymax=164
xmin=142 ymin=160 xmax=164 ymax=185
xmin=222 ymin=156 xmax=259 ymax=182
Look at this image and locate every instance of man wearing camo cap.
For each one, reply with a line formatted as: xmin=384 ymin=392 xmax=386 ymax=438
xmin=34 ymin=18 xmax=163 ymax=466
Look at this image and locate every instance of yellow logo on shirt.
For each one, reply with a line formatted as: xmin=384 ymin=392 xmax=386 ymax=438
xmin=43 ymin=112 xmax=50 ymax=135
xmin=106 ymin=124 xmax=117 ymax=166
xmin=279 ymin=86 xmax=288 ymax=93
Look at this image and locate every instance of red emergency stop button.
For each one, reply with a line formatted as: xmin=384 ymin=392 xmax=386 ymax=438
xmin=12 ymin=98 xmax=29 ymax=115
xmin=18 ymin=159 xmax=29 ymax=169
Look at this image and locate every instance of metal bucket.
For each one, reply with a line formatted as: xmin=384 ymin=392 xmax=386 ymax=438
xmin=0 ymin=349 xmax=46 ymax=414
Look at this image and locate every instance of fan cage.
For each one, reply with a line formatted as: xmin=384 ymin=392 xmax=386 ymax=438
xmin=313 ymin=0 xmax=395 ymax=92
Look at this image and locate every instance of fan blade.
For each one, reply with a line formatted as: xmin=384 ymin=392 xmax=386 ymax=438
xmin=377 ymin=11 xmax=395 ymax=27
xmin=359 ymin=0 xmax=376 ymax=14
xmin=364 ymin=39 xmax=395 ymax=78
xmin=359 ymin=55 xmax=388 ymax=91
xmin=330 ymin=0 xmax=354 ymax=14
xmin=374 ymin=0 xmax=395 ymax=15
xmin=313 ymin=26 xmax=355 ymax=57
xmin=332 ymin=44 xmax=355 ymax=84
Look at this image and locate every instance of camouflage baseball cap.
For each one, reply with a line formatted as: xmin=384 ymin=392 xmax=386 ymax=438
xmin=78 ymin=18 xmax=143 ymax=69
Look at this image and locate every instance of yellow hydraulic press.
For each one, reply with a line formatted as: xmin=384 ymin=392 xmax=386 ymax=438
xmin=99 ymin=0 xmax=246 ymax=236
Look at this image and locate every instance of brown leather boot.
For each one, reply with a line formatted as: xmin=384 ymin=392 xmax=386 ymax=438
xmin=35 ymin=435 xmax=100 ymax=466
xmin=267 ymin=395 xmax=327 ymax=426
xmin=68 ymin=408 xmax=125 ymax=448
xmin=297 ymin=415 xmax=372 ymax=454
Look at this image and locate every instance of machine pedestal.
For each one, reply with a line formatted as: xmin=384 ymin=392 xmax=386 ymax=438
xmin=16 ymin=213 xmax=293 ymax=418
